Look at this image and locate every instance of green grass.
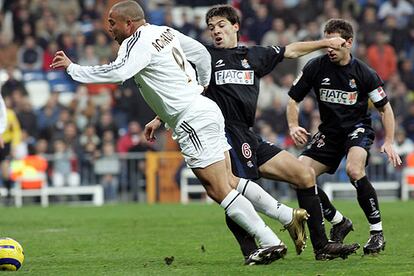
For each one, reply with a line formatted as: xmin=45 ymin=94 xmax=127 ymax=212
xmin=1 ymin=201 xmax=414 ymax=275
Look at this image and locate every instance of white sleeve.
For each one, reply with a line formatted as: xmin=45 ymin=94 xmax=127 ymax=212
xmin=67 ymin=33 xmax=151 ymax=84
xmin=0 ymin=95 xmax=7 ymax=134
xmin=174 ymin=30 xmax=211 ymax=86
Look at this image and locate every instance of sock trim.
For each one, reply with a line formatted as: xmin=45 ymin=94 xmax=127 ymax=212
xmin=224 ymin=193 xmax=241 ymax=211
xmin=241 ymin=180 xmax=249 ymax=196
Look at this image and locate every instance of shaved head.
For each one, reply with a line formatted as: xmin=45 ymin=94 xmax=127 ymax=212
xmin=111 ymin=0 xmax=145 ymax=21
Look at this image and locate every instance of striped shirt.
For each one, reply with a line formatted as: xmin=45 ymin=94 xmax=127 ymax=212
xmin=67 ymin=24 xmax=211 ymax=128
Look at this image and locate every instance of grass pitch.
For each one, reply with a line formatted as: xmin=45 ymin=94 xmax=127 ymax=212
xmin=1 ymin=200 xmax=414 ymax=275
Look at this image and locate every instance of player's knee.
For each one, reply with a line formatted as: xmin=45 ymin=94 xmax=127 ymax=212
xmin=296 ymin=167 xmax=315 ymax=188
xmin=346 ymin=163 xmax=364 ymax=180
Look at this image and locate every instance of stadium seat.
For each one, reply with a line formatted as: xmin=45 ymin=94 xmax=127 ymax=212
xmin=22 ymin=70 xmax=45 ymax=82
xmin=46 ymin=70 xmax=77 ymax=93
xmin=24 ymin=80 xmax=51 ymax=109
xmin=58 ymin=91 xmax=75 ymax=106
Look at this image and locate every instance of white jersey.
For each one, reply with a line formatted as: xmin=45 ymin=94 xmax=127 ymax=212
xmin=67 ymin=24 xmax=211 ymax=128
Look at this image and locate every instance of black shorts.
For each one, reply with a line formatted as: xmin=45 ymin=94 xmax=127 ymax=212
xmin=225 ymin=123 xmax=282 ymax=180
xmin=301 ymin=124 xmax=375 ymax=174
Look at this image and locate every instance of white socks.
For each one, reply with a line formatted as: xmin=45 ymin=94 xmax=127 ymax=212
xmin=331 ymin=211 xmax=344 ymax=225
xmin=236 ymin=178 xmax=293 ymax=226
xmin=221 ymin=189 xmax=281 ymax=247
xmin=370 ymin=221 xmax=383 ymax=232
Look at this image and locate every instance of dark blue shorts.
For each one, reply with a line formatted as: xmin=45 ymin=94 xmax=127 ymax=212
xmin=301 ymin=124 xmax=375 ymax=174
xmin=225 ymin=124 xmax=282 ymax=180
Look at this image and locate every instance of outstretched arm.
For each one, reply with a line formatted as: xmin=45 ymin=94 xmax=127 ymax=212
xmin=284 ymin=37 xmax=345 ymax=59
xmin=51 ymin=35 xmax=151 ymax=84
xmin=286 ymin=98 xmax=310 ymax=145
xmin=377 ymin=102 xmax=402 ymax=167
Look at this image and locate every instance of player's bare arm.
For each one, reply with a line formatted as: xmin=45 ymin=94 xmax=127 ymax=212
xmin=286 ymin=98 xmax=310 ymax=145
xmin=144 ymin=116 xmax=162 ymax=142
xmin=284 ymin=37 xmax=345 ymax=59
xmin=50 ymin=51 xmax=72 ymax=69
xmin=376 ymin=102 xmax=402 ymax=167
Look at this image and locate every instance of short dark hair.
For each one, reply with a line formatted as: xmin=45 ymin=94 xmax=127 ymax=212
xmin=324 ymin=19 xmax=354 ymax=40
xmin=205 ymin=5 xmax=240 ymax=26
xmin=206 ymin=5 xmax=240 ymax=40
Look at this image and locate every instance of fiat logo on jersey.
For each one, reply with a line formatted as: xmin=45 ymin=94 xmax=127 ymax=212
xmin=241 ymin=143 xmax=252 ymax=159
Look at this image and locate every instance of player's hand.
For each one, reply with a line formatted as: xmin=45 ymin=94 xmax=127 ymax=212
xmin=144 ymin=117 xmax=162 ymax=142
xmin=289 ymin=126 xmax=310 ymax=146
xmin=381 ymin=142 xmax=402 ymax=167
xmin=326 ymin=37 xmax=346 ymax=50
xmin=50 ymin=51 xmax=72 ymax=69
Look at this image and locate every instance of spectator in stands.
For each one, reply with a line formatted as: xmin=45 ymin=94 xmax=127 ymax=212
xmin=247 ymin=4 xmax=272 ymax=44
xmin=78 ymin=45 xmax=99 ymax=66
xmin=57 ymin=9 xmax=83 ymax=37
xmin=95 ymin=110 xmax=119 ymax=140
xmin=36 ymin=11 xmax=60 ymax=49
xmin=357 ymin=6 xmax=382 ymax=46
xmin=261 ymin=18 xmax=295 ymax=47
xmin=402 ymin=102 xmax=414 ymax=141
xmin=394 ymin=128 xmax=414 ymax=162
xmin=1 ymin=96 xmax=21 ymax=204
xmin=49 ymin=108 xmax=73 ymax=142
xmin=51 ymin=138 xmax=80 ymax=187
xmin=399 ymin=59 xmax=414 ymax=91
xmin=17 ymin=36 xmax=44 ymax=71
xmin=16 ymin=96 xmax=38 ymax=139
xmin=377 ymin=0 xmax=413 ymax=29
xmin=117 ymin=121 xmax=144 ymax=154
xmin=259 ymin=97 xmax=288 ymax=136
xmin=42 ymin=41 xmax=60 ymax=72
xmin=367 ymin=30 xmax=397 ymax=82
xmin=95 ymin=142 xmax=120 ymax=202
xmin=1 ymin=66 xmax=26 ymax=99
xmin=298 ymin=97 xmax=316 ymax=133
xmin=57 ymin=32 xmax=78 ymax=63
xmin=93 ymin=31 xmax=112 ymax=62
xmin=257 ymin=75 xmax=280 ymax=110
xmin=79 ymin=124 xmax=100 ymax=148
xmin=0 ymin=35 xmax=18 ymax=68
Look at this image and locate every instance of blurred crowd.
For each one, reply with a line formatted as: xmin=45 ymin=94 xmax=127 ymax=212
xmin=0 ymin=0 xmax=413 ymax=200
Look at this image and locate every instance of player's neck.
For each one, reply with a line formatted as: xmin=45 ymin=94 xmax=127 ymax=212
xmin=339 ymin=54 xmax=352 ymax=66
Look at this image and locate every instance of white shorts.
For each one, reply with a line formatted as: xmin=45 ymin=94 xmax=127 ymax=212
xmin=172 ymin=95 xmax=231 ymax=168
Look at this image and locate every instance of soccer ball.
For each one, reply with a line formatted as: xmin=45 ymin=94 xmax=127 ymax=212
xmin=0 ymin=238 xmax=24 ymax=271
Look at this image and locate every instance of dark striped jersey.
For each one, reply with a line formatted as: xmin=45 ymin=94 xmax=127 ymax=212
xmin=288 ymin=54 xmax=388 ymax=135
xmin=204 ymin=45 xmax=285 ymax=127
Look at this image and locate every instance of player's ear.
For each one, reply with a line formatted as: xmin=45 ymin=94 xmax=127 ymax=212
xmin=233 ymin=23 xmax=240 ymax=33
xmin=346 ymin=37 xmax=353 ymax=49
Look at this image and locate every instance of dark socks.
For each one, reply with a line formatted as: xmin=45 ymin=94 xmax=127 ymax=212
xmin=351 ymin=176 xmax=381 ymax=225
xmin=225 ymin=214 xmax=257 ymax=257
xmin=317 ymin=186 xmax=337 ymax=221
xmin=296 ymin=186 xmax=328 ymax=250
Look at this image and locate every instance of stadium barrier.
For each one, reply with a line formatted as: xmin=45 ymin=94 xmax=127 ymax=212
xmin=180 ymin=168 xmax=213 ymax=204
xmin=0 ymin=183 xmax=104 ymax=207
xmin=401 ymin=168 xmax=414 ymax=201
xmin=323 ymin=181 xmax=400 ymax=200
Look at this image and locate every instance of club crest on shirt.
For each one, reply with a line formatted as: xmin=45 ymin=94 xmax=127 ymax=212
xmin=241 ymin=58 xmax=250 ymax=69
xmin=349 ymin=79 xmax=357 ymax=89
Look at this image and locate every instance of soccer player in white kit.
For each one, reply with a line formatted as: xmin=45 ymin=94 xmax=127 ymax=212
xmin=51 ymin=0 xmax=285 ymax=264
